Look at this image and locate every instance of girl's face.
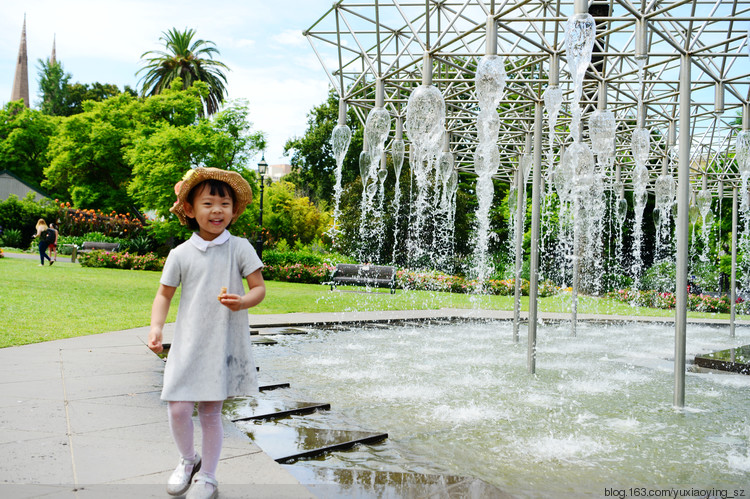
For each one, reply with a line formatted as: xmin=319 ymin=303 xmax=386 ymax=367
xmin=183 ymin=184 xmax=236 ymax=241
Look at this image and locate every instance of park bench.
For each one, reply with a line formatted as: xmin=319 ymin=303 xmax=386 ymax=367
xmin=325 ymin=263 xmax=397 ymax=294
xmin=70 ymin=241 xmax=120 ymax=262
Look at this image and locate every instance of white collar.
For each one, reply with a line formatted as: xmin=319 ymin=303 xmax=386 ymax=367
xmin=189 ymin=230 xmax=230 ymax=252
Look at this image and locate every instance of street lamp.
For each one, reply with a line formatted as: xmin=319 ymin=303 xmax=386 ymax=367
xmin=256 ymin=154 xmax=268 ymax=259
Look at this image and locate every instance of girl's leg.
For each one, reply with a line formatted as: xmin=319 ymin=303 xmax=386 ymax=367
xmin=167 ymin=401 xmax=196 ymax=460
xmin=197 ymin=401 xmax=224 ymax=480
xmin=39 ymin=244 xmax=46 ymax=265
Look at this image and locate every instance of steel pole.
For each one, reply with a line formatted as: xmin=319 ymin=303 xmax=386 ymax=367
xmin=730 ymin=187 xmax=738 ymax=338
xmin=528 ymin=101 xmax=543 ymax=374
xmin=513 ymin=167 xmax=525 ymax=342
xmin=674 ymin=52 xmax=691 ymax=409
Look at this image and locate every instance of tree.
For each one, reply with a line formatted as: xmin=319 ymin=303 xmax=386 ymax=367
xmin=283 ymin=90 xmax=363 ymax=205
xmin=0 ymin=101 xmax=58 ymax=192
xmin=37 ymin=59 xmax=71 ymax=116
xmin=43 ymin=79 xmax=206 ymax=215
xmin=64 ymin=82 xmax=137 ymax=116
xmin=137 ymin=28 xmax=229 ymax=116
xmin=38 ymin=58 xmax=136 ymax=117
xmin=127 ymin=98 xmax=265 ymax=220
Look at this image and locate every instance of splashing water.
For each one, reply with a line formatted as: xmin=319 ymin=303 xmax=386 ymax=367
xmin=630 ymin=127 xmax=650 ymax=288
xmin=358 ymin=107 xmax=391 ymax=263
xmin=589 ymin=109 xmax=615 ymax=167
xmin=329 ymin=124 xmax=352 ymax=245
xmin=565 ymin=13 xmax=596 ymax=141
xmin=544 ymin=86 xmax=564 ymax=174
xmin=654 ymin=174 xmax=676 ymax=261
xmin=404 ymin=84 xmax=446 ymax=268
xmin=471 ymin=55 xmax=506 ymax=286
xmin=542 ymin=86 xmax=564 ymax=280
xmin=390 ymin=136 xmax=405 ymax=263
xmin=433 ymin=149 xmax=456 ymax=271
xmin=697 ymin=188 xmax=713 ymax=263
xmin=735 ymin=130 xmax=750 ymax=290
xmin=565 ymin=14 xmax=596 ymax=108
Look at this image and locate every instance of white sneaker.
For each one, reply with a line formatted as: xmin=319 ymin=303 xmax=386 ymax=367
xmin=166 ymin=453 xmax=201 ymax=496
xmin=186 ymin=473 xmax=218 ymax=499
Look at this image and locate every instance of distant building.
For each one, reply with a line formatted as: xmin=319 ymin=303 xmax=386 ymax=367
xmin=269 ymin=164 xmax=292 ymax=182
xmin=0 ymin=170 xmax=50 ymax=202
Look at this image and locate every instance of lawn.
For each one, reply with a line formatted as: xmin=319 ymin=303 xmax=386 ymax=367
xmin=0 ymin=253 xmax=742 ymax=348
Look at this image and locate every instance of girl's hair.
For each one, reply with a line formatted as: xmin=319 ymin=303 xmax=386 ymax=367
xmin=185 ymin=179 xmax=237 ymax=231
xmin=36 ymin=219 xmax=47 ymax=229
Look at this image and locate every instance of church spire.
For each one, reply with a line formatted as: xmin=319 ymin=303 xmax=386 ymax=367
xmin=10 ymin=15 xmax=30 ymax=108
xmin=51 ymin=34 xmax=57 ymax=66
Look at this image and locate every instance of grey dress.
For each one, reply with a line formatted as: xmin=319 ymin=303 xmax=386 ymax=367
xmin=160 ymin=235 xmax=262 ymax=401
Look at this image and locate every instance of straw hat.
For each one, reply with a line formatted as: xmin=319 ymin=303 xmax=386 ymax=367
xmin=170 ymin=167 xmax=253 ymax=226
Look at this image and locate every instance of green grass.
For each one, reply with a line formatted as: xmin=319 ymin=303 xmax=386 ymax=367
xmin=0 ymin=253 xmax=744 ymax=348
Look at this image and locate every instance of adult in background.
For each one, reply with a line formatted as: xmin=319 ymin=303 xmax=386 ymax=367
xmin=32 ymin=219 xmax=53 ymax=266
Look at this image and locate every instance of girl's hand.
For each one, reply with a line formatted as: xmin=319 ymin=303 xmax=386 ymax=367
xmin=219 ymin=293 xmax=244 ymax=312
xmin=148 ymin=328 xmax=164 ymax=353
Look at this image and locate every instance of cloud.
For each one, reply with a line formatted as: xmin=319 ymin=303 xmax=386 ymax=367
xmin=228 ymin=64 xmax=331 ymax=164
xmin=271 ymin=29 xmax=307 ymax=48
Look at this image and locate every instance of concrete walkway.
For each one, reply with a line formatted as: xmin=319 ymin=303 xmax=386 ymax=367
xmin=0 ymin=324 xmax=315 ymax=499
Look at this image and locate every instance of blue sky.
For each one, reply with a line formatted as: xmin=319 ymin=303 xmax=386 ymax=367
xmin=0 ymin=0 xmax=336 ymax=167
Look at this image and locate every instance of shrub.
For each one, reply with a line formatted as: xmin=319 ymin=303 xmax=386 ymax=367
xmin=1 ymin=228 xmax=23 ymax=248
xmin=78 ymin=250 xmax=165 ymax=271
xmin=605 ymin=288 xmax=733 ymax=314
xmin=262 ymin=263 xmax=335 ymax=284
xmin=602 ymin=272 xmax=634 ymax=292
xmin=641 ymin=261 xmax=676 ymax=293
xmin=120 ymin=234 xmax=155 ymax=255
xmin=261 ymin=249 xmax=354 ymax=267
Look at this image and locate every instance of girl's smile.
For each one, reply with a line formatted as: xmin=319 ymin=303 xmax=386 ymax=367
xmin=183 ymin=185 xmax=236 ymax=241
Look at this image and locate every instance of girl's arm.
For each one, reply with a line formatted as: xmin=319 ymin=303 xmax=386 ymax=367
xmin=148 ymin=284 xmax=176 ymax=353
xmin=219 ymin=268 xmax=266 ymax=312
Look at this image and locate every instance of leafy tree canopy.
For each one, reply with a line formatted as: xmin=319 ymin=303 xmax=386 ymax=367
xmin=43 ymin=79 xmax=207 ymax=215
xmin=0 ymin=101 xmax=59 ymax=192
xmin=37 ymin=59 xmax=136 ymax=117
xmin=138 ymin=28 xmax=230 ymax=116
xmin=127 ymin=98 xmax=266 ymax=220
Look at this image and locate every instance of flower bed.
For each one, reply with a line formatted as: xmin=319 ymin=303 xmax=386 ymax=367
xmin=262 ymin=263 xmax=335 ymax=284
xmin=395 ymin=269 xmax=559 ymax=297
xmin=78 ymin=250 xmax=165 ymax=271
xmin=605 ymin=288 xmax=735 ymax=314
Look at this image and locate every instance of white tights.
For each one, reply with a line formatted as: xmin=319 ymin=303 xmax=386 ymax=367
xmin=167 ymin=401 xmax=224 ymax=480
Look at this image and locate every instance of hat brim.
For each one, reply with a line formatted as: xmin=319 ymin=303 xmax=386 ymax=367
xmin=170 ymin=167 xmax=253 ymax=226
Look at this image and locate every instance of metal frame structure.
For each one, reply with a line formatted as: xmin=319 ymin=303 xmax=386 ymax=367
xmin=304 ymin=0 xmax=750 ymax=407
xmin=306 ymin=0 xmax=750 ymax=189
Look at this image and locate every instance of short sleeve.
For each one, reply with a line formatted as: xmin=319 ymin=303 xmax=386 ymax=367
xmin=160 ymin=249 xmax=182 ymax=288
xmin=236 ymin=237 xmax=263 ymax=277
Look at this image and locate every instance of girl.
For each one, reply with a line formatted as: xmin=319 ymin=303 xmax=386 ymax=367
xmin=48 ymin=223 xmax=59 ymax=263
xmin=33 ymin=219 xmax=52 ymax=266
xmin=148 ymin=167 xmax=265 ymax=499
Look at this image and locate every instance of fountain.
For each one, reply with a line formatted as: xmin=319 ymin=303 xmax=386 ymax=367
xmin=404 ymin=53 xmax=446 ymax=268
xmin=358 ymin=79 xmax=391 ymax=263
xmin=563 ymin=8 xmax=596 ymax=331
xmin=329 ymin=99 xmax=352 ymax=246
xmin=390 ymin=119 xmax=406 ymax=263
xmin=254 ymin=320 xmax=750 ymax=498
xmin=697 ymin=178 xmax=713 ymax=263
xmin=470 ymin=17 xmax=507 ymax=287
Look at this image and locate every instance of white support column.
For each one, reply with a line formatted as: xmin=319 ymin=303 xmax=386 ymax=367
xmin=674 ymin=52 xmax=691 ymax=409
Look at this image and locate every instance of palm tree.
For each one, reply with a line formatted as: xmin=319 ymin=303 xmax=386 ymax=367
xmin=137 ymin=28 xmax=229 ymax=115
